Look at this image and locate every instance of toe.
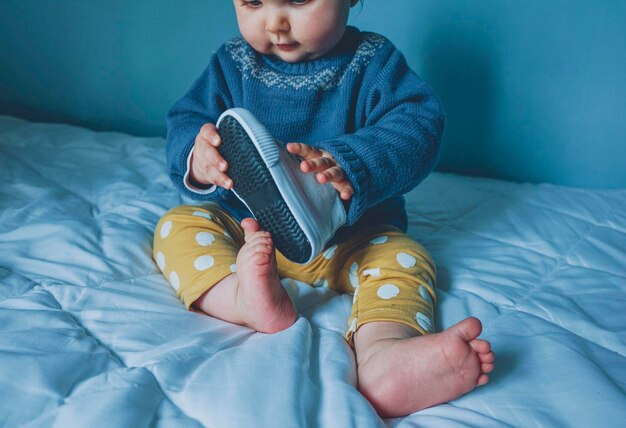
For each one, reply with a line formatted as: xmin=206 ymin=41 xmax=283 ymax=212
xmin=451 ymin=317 xmax=482 ymax=342
xmin=247 ymin=235 xmax=274 ymax=252
xmin=476 ymin=373 xmax=490 ymax=386
xmin=480 ymin=350 xmax=495 ymax=364
xmin=482 ymin=362 xmax=495 ymax=373
xmin=241 ymin=218 xmax=261 ymax=240
xmin=469 ymin=338 xmax=491 ymax=354
xmin=251 ymin=251 xmax=272 ymax=266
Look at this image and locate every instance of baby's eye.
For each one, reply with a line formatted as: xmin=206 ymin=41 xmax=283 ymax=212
xmin=241 ymin=0 xmax=262 ymax=7
xmin=290 ymin=0 xmax=310 ymax=5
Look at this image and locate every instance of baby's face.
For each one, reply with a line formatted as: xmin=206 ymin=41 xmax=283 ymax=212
xmin=233 ymin=0 xmax=355 ymax=63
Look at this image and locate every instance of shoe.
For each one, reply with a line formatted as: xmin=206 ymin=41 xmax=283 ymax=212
xmin=216 ymin=108 xmax=346 ymax=264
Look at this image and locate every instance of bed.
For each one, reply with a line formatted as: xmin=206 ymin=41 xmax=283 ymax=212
xmin=1 ymin=114 xmax=624 ymax=427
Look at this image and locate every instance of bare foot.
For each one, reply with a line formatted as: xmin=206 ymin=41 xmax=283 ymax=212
xmin=355 ymin=317 xmax=495 ymax=417
xmin=235 ymin=218 xmax=297 ymax=333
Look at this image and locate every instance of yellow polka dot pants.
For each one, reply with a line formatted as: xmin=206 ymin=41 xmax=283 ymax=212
xmin=153 ymin=204 xmax=437 ymax=344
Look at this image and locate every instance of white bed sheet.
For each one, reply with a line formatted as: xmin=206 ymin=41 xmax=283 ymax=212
xmin=0 ymin=115 xmax=625 ymax=427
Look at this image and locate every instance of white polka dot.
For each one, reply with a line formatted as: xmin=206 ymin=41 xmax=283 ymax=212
xmin=416 ymin=312 xmax=433 ymax=332
xmin=377 ymin=284 xmax=400 ymax=299
xmin=230 ymin=264 xmax=237 ymax=273
xmin=192 ymin=210 xmax=213 ymax=220
xmin=196 ymin=232 xmax=216 ymax=246
xmin=370 ymin=235 xmax=389 ymax=245
xmin=349 ymin=262 xmax=359 ymax=275
xmin=349 ymin=262 xmax=360 ymax=288
xmin=156 ymin=252 xmax=166 ymax=271
xmin=169 ymin=271 xmax=180 ymax=290
xmin=194 ymin=255 xmax=215 ymax=271
xmin=323 ymin=244 xmax=338 ymax=259
xmin=396 ymin=252 xmax=417 ymax=268
xmin=349 ymin=317 xmax=358 ymax=333
xmin=419 ymin=286 xmax=433 ymax=306
xmin=349 ymin=273 xmax=359 ymax=288
xmin=363 ymin=268 xmax=381 ymax=277
xmin=313 ymin=278 xmax=329 ymax=288
xmin=160 ymin=221 xmax=173 ymax=238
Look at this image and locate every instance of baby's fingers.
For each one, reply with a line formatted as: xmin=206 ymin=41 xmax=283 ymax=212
xmin=286 ymin=142 xmax=321 ymax=160
xmin=208 ymin=169 xmax=233 ymax=190
xmin=192 ymin=158 xmax=233 ymax=189
xmin=198 ymin=123 xmax=222 ymax=147
xmin=334 ymin=180 xmax=354 ymax=201
xmin=192 ymin=146 xmax=233 ymax=189
xmin=316 ymin=165 xmax=345 ymax=184
xmin=338 ymin=188 xmax=353 ymax=201
xmin=316 ymin=167 xmax=353 ymax=200
xmin=301 ymin=156 xmax=335 ymax=174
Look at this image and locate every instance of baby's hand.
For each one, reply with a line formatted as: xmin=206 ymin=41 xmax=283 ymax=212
xmin=286 ymin=143 xmax=353 ymax=201
xmin=189 ymin=123 xmax=233 ymax=190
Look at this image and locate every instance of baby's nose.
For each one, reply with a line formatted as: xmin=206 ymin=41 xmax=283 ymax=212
xmin=265 ymin=13 xmax=290 ymax=33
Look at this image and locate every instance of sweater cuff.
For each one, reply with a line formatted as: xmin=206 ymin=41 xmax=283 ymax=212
xmin=315 ymin=139 xmax=369 ymax=225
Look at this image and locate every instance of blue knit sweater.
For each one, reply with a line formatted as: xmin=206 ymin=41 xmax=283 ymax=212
xmin=167 ymin=26 xmax=444 ymax=235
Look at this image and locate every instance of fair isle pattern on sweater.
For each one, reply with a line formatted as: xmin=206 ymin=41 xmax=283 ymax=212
xmin=225 ymin=33 xmax=386 ymax=91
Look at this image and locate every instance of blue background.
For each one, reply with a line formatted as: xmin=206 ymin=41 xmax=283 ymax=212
xmin=1 ymin=0 xmax=624 ymax=188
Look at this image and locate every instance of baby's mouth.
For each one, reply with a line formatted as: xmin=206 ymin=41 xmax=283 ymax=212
xmin=275 ymin=43 xmax=298 ymax=52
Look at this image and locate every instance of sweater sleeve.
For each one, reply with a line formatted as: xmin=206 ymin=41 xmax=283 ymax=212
xmin=166 ymin=52 xmax=234 ymax=201
xmin=315 ymin=47 xmax=445 ymax=225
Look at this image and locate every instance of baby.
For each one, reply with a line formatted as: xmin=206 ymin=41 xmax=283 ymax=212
xmin=154 ymin=0 xmax=494 ymax=417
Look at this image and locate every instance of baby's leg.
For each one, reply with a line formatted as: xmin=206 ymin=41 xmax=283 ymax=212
xmin=336 ymin=227 xmax=494 ymax=417
xmin=194 ymin=217 xmax=297 ymax=333
xmin=153 ymin=204 xmax=296 ymax=333
xmin=355 ymin=318 xmax=494 ymax=417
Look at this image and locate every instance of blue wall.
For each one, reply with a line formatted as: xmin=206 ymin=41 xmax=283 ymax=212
xmin=1 ymin=0 xmax=625 ymax=188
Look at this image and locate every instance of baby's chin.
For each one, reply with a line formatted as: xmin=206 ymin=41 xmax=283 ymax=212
xmin=274 ymin=51 xmax=324 ymax=63
xmin=248 ymin=39 xmax=326 ymax=63
xmin=263 ymin=44 xmax=328 ymax=63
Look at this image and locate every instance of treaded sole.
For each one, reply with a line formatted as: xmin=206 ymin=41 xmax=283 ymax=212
xmin=218 ymin=115 xmax=312 ymax=264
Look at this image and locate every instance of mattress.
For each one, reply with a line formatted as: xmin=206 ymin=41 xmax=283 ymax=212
xmin=0 ymin=115 xmax=624 ymax=427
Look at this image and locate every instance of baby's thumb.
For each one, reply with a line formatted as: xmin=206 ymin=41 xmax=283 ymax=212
xmin=241 ymin=218 xmax=261 ymax=241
